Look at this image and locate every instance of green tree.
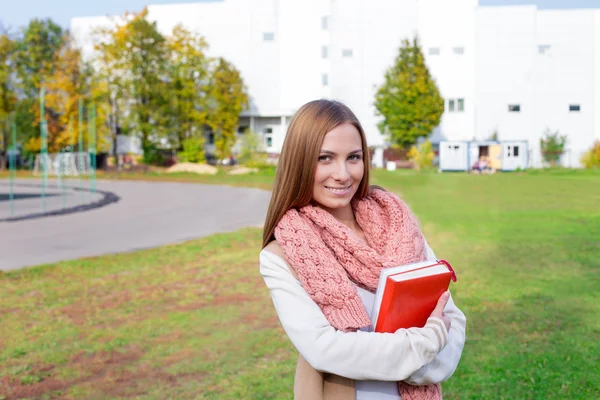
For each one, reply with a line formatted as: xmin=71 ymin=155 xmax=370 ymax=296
xmin=13 ymin=19 xmax=65 ymax=153
xmin=0 ymin=32 xmax=17 ymax=170
xmin=93 ymin=24 xmax=128 ymax=165
xmin=374 ymin=36 xmax=444 ymax=149
xmin=167 ymin=25 xmax=210 ymax=151
xmin=104 ymin=9 xmax=170 ymax=162
xmin=540 ymin=128 xmax=567 ymax=167
xmin=14 ymin=19 xmax=64 ymax=97
xmin=206 ymin=57 xmax=248 ymax=161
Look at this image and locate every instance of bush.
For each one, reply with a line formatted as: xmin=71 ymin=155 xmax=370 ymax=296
xmin=407 ymin=140 xmax=434 ymax=171
xmin=580 ymin=140 xmax=600 ymax=169
xmin=540 ymin=129 xmax=567 ymax=167
xmin=142 ymin=142 xmax=165 ymax=166
xmin=177 ymin=137 xmax=206 ymax=164
xmin=237 ymin=130 xmax=268 ymax=168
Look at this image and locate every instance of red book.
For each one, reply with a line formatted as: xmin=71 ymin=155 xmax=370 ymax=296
xmin=371 ymin=259 xmax=457 ymax=333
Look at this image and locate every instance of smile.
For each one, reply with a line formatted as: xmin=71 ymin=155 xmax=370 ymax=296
xmin=326 ymin=186 xmax=352 ymax=195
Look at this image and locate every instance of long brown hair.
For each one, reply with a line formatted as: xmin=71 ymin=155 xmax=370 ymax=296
xmin=262 ymin=99 xmax=371 ymax=248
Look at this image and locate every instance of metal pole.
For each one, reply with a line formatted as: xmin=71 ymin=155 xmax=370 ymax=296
xmin=78 ymin=98 xmax=84 ymax=202
xmin=9 ymin=118 xmax=17 ymax=216
xmin=40 ymin=87 xmax=48 ymax=212
xmin=88 ymin=103 xmax=97 ymax=193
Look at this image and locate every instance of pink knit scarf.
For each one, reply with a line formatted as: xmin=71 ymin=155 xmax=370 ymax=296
xmin=274 ymin=188 xmax=442 ymax=400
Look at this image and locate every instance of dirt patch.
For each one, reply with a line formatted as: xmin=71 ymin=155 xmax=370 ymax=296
xmin=167 ymin=162 xmax=218 ymax=175
xmin=98 ymin=290 xmax=132 ymax=310
xmin=1 ymin=346 xmax=148 ymax=399
xmin=59 ymin=303 xmax=89 ymax=325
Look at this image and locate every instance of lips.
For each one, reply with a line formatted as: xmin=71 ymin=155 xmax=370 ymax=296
xmin=326 ymin=186 xmax=352 ymax=195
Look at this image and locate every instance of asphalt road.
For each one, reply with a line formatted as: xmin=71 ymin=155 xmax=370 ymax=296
xmin=0 ymin=179 xmax=270 ymax=271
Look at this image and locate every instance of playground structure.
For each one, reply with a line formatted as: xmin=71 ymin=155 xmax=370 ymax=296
xmin=4 ymin=88 xmax=98 ymax=218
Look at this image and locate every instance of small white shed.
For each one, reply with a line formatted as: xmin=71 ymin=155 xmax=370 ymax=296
xmin=439 ymin=141 xmax=470 ymax=171
xmin=439 ymin=140 xmax=528 ymax=172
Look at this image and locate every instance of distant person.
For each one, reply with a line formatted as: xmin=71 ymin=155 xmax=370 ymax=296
xmin=260 ymin=100 xmax=466 ymax=399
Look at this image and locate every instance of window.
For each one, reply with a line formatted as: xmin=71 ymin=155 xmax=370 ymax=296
xmin=538 ymin=45 xmax=551 ymax=54
xmin=265 ymin=135 xmax=273 ymax=147
xmin=263 ymin=32 xmax=275 ymax=41
xmin=457 ymin=98 xmax=464 ymax=112
xmin=513 ymin=146 xmax=519 ymax=157
xmin=453 ymin=47 xmax=464 ymax=55
xmin=508 ymin=104 xmax=521 ymax=112
xmin=321 ymin=16 xmax=329 ymax=30
xmin=237 ymin=126 xmax=248 ymax=134
xmin=322 ymin=46 xmax=328 ymax=59
xmin=429 ymin=47 xmax=440 ymax=56
xmin=342 ymin=49 xmax=353 ymax=57
xmin=264 ymin=127 xmax=273 ymax=134
xmin=569 ymin=104 xmax=581 ymax=112
xmin=208 ymin=133 xmax=215 ymax=145
xmin=448 ymin=99 xmax=455 ymax=112
xmin=322 ymin=73 xmax=328 ymax=86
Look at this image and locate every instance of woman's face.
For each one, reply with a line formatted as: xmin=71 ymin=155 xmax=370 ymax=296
xmin=312 ymin=123 xmax=364 ymax=212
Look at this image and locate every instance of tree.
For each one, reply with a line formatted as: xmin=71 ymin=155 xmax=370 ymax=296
xmin=13 ymin=19 xmax=65 ymax=153
xmin=166 ymin=25 xmax=210 ymax=151
xmin=540 ymin=128 xmax=567 ymax=167
xmin=102 ymin=9 xmax=170 ymax=162
xmin=25 ymin=36 xmax=109 ymax=153
xmin=206 ymin=57 xmax=248 ymax=160
xmin=93 ymin=23 xmax=127 ymax=165
xmin=374 ymin=37 xmax=444 ymax=149
xmin=0 ymin=32 xmax=17 ymax=170
xmin=14 ymin=19 xmax=64 ymax=98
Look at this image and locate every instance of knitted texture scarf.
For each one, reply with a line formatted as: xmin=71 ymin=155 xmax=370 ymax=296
xmin=274 ymin=188 xmax=442 ymax=400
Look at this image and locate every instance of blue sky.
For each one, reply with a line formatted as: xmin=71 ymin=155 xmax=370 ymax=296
xmin=1 ymin=0 xmax=600 ymax=31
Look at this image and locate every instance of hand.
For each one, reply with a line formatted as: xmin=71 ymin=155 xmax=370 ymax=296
xmin=430 ymin=291 xmax=452 ymax=332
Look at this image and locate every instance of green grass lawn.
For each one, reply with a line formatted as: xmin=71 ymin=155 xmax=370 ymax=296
xmin=1 ymin=170 xmax=599 ymax=399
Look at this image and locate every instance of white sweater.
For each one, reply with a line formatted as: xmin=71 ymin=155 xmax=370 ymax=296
xmin=259 ymin=242 xmax=467 ymax=399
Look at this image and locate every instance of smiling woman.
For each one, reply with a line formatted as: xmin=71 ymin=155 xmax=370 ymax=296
xmin=259 ymin=100 xmax=466 ymax=400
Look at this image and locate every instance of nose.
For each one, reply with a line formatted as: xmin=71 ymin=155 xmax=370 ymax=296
xmin=331 ymin=161 xmax=350 ymax=182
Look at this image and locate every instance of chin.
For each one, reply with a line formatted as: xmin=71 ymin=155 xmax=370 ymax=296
xmin=315 ymin=189 xmax=356 ymax=210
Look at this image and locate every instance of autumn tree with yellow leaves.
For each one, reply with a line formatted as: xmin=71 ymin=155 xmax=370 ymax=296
xmin=25 ymin=36 xmax=108 ymax=153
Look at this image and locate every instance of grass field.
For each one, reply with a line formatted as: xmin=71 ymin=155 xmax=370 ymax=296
xmin=1 ymin=169 xmax=599 ymax=399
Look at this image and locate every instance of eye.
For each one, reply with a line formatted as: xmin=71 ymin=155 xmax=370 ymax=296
xmin=348 ymin=154 xmax=362 ymax=161
xmin=318 ymin=155 xmax=332 ymax=162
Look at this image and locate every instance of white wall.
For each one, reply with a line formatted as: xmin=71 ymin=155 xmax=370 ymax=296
xmin=329 ymin=0 xmax=419 ymax=147
xmin=418 ymin=0 xmax=477 ymax=142
xmin=475 ymin=6 xmax=597 ymax=167
xmin=71 ymin=0 xmax=600 ymax=166
xmin=475 ymin=5 xmax=537 ymax=150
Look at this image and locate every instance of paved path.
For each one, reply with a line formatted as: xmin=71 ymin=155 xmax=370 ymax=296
xmin=0 ymin=179 xmax=270 ymax=271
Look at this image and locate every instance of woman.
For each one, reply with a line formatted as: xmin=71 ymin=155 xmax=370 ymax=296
xmin=260 ymin=100 xmax=466 ymax=399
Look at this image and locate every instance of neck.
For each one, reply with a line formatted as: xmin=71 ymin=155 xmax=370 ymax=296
xmin=325 ymin=204 xmax=360 ymax=230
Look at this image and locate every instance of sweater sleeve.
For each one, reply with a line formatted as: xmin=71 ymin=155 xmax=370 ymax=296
xmin=259 ymin=250 xmax=449 ymax=382
xmin=404 ymin=240 xmax=467 ymax=385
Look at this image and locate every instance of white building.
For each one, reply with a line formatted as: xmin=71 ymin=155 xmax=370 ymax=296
xmin=71 ymin=0 xmax=600 ymax=168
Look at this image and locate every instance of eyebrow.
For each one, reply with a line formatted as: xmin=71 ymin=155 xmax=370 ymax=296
xmin=320 ymin=149 xmax=364 ymax=155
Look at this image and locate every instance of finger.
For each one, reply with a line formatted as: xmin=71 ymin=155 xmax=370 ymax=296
xmin=433 ymin=291 xmax=450 ymax=314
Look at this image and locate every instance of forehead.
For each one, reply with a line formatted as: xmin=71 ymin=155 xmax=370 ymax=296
xmin=320 ymin=123 xmax=362 ymax=151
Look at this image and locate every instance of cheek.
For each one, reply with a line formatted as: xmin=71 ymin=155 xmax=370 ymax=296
xmin=351 ymin=163 xmax=365 ymax=182
xmin=314 ymin=165 xmax=329 ymax=184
